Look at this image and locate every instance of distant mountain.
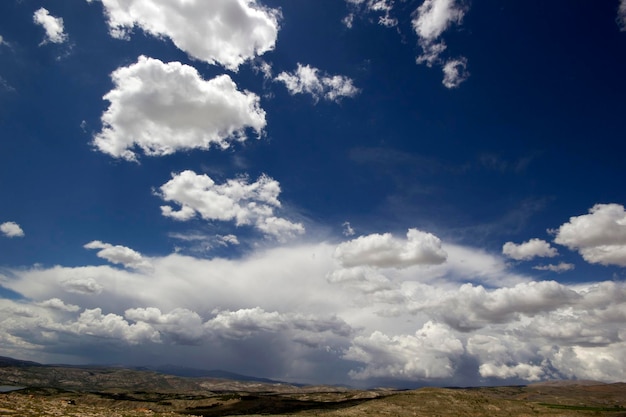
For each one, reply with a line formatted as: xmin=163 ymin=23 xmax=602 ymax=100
xmin=147 ymin=364 xmax=287 ymax=384
xmin=0 ymin=356 xmax=42 ymax=367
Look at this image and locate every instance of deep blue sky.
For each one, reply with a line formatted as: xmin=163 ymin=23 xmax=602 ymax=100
xmin=1 ymin=0 xmax=626 ymax=387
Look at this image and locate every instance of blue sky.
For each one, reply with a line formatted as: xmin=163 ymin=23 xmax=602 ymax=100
xmin=1 ymin=0 xmax=626 ymax=387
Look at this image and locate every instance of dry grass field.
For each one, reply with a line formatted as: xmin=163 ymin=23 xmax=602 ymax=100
xmin=1 ymin=383 xmax=625 ymax=417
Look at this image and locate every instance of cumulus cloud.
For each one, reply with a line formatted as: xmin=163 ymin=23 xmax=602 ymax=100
xmin=334 ymin=228 xmax=447 ymax=268
xmin=412 ymin=0 xmax=469 ymax=88
xmin=33 ymin=8 xmax=68 ymax=44
xmin=345 ymin=321 xmax=464 ymax=380
xmin=205 ymin=307 xmax=352 ymax=341
xmin=84 ymin=240 xmax=151 ymax=269
xmin=275 ymin=64 xmax=360 ymax=103
xmin=56 ymin=308 xmax=160 ymax=344
xmin=412 ymin=281 xmax=581 ymax=331
xmin=0 ymin=221 xmax=24 ymax=238
xmin=532 ymin=262 xmax=575 ymax=273
xmin=125 ymin=307 xmax=204 ymax=344
xmin=37 ymin=298 xmax=80 ymax=312
xmin=502 ymin=238 xmax=558 ymax=261
xmin=158 ymin=170 xmax=304 ymax=240
xmin=344 ymin=0 xmax=397 ymax=28
xmin=342 ymin=221 xmax=355 ymax=237
xmin=92 ymin=56 xmax=266 ymax=161
xmin=553 ymin=203 xmax=626 ymax=266
xmin=618 ymin=0 xmax=626 ymax=31
xmin=442 ymin=57 xmax=469 ymax=88
xmin=61 ymin=277 xmax=103 ymax=295
xmin=4 ymin=242 xmax=626 ymax=384
xmin=87 ymin=0 xmax=280 ymax=70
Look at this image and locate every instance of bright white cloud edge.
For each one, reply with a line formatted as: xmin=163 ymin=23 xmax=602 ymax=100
xmin=87 ymin=0 xmax=280 ymax=70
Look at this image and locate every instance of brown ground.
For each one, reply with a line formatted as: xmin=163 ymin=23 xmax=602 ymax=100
xmin=1 ymin=382 xmax=625 ymax=417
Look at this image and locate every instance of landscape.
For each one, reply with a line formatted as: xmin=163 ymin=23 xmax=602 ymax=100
xmin=1 ymin=356 xmax=625 ymax=417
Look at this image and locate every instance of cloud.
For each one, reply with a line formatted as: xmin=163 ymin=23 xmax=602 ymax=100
xmin=344 ymin=321 xmax=464 ymax=380
xmin=92 ymin=56 xmax=266 ymax=161
xmin=205 ymin=307 xmax=352 ymax=341
xmin=553 ymin=203 xmax=626 ymax=266
xmin=55 ymin=308 xmax=161 ymax=344
xmin=502 ymin=238 xmax=558 ymax=261
xmin=275 ymin=64 xmax=360 ymax=103
xmin=618 ymin=0 xmax=626 ymax=31
xmin=158 ymin=170 xmax=304 ymax=240
xmin=61 ymin=277 xmax=104 ymax=295
xmin=343 ymin=0 xmax=397 ymax=28
xmin=411 ymin=0 xmax=469 ymax=88
xmin=334 ymin=228 xmax=447 ymax=268
xmin=0 ymin=222 xmax=24 ymax=238
xmin=412 ymin=0 xmax=465 ymax=41
xmin=37 ymin=298 xmax=80 ymax=312
xmin=441 ymin=57 xmax=469 ymax=88
xmin=33 ymin=8 xmax=68 ymax=45
xmin=4 ymin=242 xmax=626 ymax=384
xmin=84 ymin=240 xmax=152 ymax=269
xmin=412 ymin=280 xmax=581 ymax=331
xmin=342 ymin=221 xmax=355 ymax=237
xmin=125 ymin=307 xmax=204 ymax=344
xmin=87 ymin=0 xmax=280 ymax=70
xmin=532 ymin=262 xmax=575 ymax=273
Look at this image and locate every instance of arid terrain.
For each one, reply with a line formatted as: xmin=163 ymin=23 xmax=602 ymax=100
xmin=1 ymin=357 xmax=625 ymax=416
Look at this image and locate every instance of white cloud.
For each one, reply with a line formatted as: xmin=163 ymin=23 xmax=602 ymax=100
xmin=87 ymin=0 xmax=280 ymax=70
xmin=84 ymin=240 xmax=151 ymax=269
xmin=57 ymin=308 xmax=161 ymax=344
xmin=344 ymin=0 xmax=397 ymax=28
xmin=412 ymin=281 xmax=581 ymax=331
xmin=502 ymin=238 xmax=558 ymax=261
xmin=0 ymin=221 xmax=24 ymax=238
xmin=33 ymin=8 xmax=68 ymax=44
xmin=37 ymin=298 xmax=80 ymax=312
xmin=205 ymin=307 xmax=351 ymax=341
xmin=61 ymin=277 xmax=103 ymax=295
xmin=275 ymin=64 xmax=359 ymax=103
xmin=218 ymin=234 xmax=240 ymax=246
xmin=344 ymin=321 xmax=464 ymax=380
xmin=553 ymin=203 xmax=626 ymax=266
xmin=334 ymin=228 xmax=447 ymax=268
xmin=158 ymin=170 xmax=304 ymax=240
xmin=4 ymin=241 xmax=626 ymax=384
xmin=412 ymin=0 xmax=466 ymax=46
xmin=618 ymin=0 xmax=626 ymax=31
xmin=342 ymin=221 xmax=355 ymax=237
xmin=532 ymin=262 xmax=575 ymax=273
xmin=93 ymin=56 xmax=266 ymax=161
xmin=125 ymin=307 xmax=204 ymax=344
xmin=441 ymin=57 xmax=469 ymax=88
xmin=412 ymin=0 xmax=469 ymax=87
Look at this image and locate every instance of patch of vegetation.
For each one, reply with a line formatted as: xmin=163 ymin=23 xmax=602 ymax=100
xmin=539 ymin=403 xmax=626 ymax=412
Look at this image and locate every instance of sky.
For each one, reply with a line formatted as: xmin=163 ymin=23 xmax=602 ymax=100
xmin=1 ymin=0 xmax=626 ymax=388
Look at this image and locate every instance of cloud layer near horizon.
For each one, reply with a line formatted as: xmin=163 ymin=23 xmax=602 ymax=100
xmin=2 ymin=223 xmax=626 ymax=385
